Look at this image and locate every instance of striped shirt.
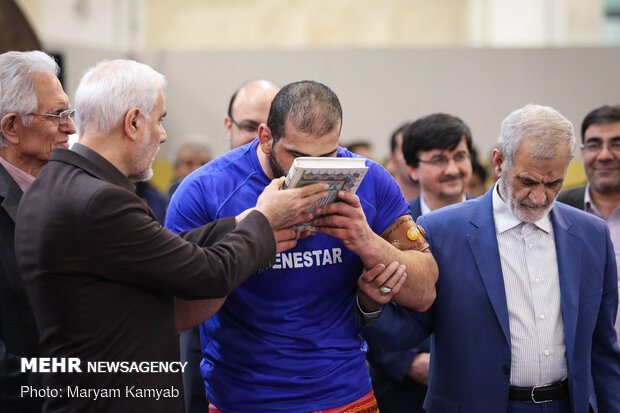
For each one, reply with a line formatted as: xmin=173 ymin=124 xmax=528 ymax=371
xmin=492 ymin=183 xmax=567 ymax=387
xmin=0 ymin=156 xmax=34 ymax=192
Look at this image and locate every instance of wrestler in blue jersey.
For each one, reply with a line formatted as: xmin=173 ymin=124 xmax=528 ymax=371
xmin=166 ymin=81 xmax=437 ymax=412
xmin=167 ymin=140 xmax=407 ymax=411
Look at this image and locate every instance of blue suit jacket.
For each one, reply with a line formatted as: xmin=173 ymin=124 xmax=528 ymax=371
xmin=362 ymin=189 xmax=620 ymax=413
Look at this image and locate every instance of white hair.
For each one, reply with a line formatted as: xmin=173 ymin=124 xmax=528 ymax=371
xmin=75 ymin=59 xmax=166 ymax=135
xmin=497 ymin=104 xmax=576 ymax=167
xmin=0 ymin=50 xmax=59 ymax=145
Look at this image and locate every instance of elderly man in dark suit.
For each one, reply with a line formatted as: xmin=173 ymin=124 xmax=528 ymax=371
xmin=14 ymin=59 xmax=328 ymax=413
xmin=0 ymin=50 xmax=75 ymax=413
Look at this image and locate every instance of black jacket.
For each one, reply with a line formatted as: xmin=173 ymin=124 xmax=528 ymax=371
xmin=557 ymin=185 xmax=586 ymax=210
xmin=15 ymin=144 xmax=276 ymax=413
xmin=0 ymin=163 xmax=42 ymax=413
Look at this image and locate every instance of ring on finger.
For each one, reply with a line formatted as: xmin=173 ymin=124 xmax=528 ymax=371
xmin=380 ymin=286 xmax=392 ymax=296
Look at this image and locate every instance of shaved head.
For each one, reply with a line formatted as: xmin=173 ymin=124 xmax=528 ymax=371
xmin=225 ymin=80 xmax=279 ymax=149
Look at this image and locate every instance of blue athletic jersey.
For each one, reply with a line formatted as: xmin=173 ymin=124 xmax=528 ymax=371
xmin=166 ymin=140 xmax=410 ymax=412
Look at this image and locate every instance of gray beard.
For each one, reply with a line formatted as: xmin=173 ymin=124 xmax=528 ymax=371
xmin=129 ymin=167 xmax=154 ymax=183
xmin=129 ymin=127 xmax=157 ymax=182
xmin=499 ymin=173 xmax=553 ymax=223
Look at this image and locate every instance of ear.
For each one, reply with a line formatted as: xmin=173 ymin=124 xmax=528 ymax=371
xmin=258 ymin=123 xmax=273 ymax=154
xmin=1 ymin=113 xmax=21 ymax=145
xmin=124 ymin=108 xmax=142 ymax=142
xmin=491 ymin=148 xmax=504 ymax=177
xmin=406 ymin=164 xmax=420 ymax=182
xmin=224 ymin=116 xmax=233 ymax=143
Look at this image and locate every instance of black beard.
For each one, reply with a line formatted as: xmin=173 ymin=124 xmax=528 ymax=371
xmin=268 ymin=151 xmax=287 ymax=178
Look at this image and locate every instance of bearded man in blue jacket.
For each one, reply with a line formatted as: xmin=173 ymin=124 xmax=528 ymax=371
xmin=359 ymin=104 xmax=620 ymax=413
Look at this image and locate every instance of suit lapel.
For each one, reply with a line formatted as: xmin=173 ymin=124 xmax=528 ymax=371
xmin=466 ymin=192 xmax=511 ymax=346
xmin=551 ymin=206 xmax=579 ymax=362
xmin=409 ymin=196 xmax=422 ymax=220
xmin=0 ymin=165 xmax=22 ymax=222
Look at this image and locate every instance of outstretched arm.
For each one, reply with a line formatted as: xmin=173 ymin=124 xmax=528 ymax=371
xmin=175 ymin=227 xmax=307 ymax=331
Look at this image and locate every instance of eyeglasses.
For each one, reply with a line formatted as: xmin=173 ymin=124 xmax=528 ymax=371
xmin=417 ymin=151 xmax=471 ymax=168
xmin=26 ymin=109 xmax=75 ymax=125
xmin=229 ymin=116 xmax=261 ymax=133
xmin=581 ymin=139 xmax=620 ymax=155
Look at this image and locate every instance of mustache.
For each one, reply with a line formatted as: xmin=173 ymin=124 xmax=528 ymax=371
xmin=593 ymin=160 xmax=620 ymax=167
xmin=521 ymin=199 xmax=549 ymax=209
xmin=439 ymin=173 xmax=465 ymax=183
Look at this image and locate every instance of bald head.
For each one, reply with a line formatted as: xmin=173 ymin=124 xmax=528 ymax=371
xmin=225 ymin=80 xmax=279 ymax=149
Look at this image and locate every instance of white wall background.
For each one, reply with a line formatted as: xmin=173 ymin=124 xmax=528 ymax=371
xmin=50 ymin=45 xmax=620 ymax=161
xmin=19 ymin=0 xmax=619 ymax=162
xmin=149 ymin=47 xmax=620 ymax=160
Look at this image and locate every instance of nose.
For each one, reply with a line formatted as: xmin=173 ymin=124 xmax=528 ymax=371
xmin=444 ymin=158 xmax=460 ymax=175
xmin=62 ymin=117 xmax=77 ymax=134
xmin=160 ymin=128 xmax=168 ymax=144
xmin=596 ymin=142 xmax=614 ymax=160
xmin=529 ymin=188 xmax=547 ymax=206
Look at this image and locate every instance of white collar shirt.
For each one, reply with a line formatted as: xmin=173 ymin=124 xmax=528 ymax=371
xmin=492 ymin=182 xmax=567 ymax=386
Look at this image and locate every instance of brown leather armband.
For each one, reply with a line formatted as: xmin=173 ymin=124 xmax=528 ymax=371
xmin=381 ymin=215 xmax=430 ymax=252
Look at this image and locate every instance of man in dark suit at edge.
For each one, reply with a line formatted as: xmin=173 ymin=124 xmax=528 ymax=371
xmin=14 ymin=59 xmax=328 ymax=413
xmin=0 ymin=50 xmax=75 ymax=413
xmin=557 ymin=104 xmax=620 ymax=343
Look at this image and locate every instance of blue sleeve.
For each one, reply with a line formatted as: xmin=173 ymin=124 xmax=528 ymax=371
xmin=165 ymin=173 xmax=214 ymax=234
xmin=360 ymin=302 xmax=433 ymax=352
xmin=364 ymin=161 xmax=411 ymax=235
xmin=366 ymin=338 xmax=430 ymax=382
xmin=591 ymin=225 xmax=620 ymax=411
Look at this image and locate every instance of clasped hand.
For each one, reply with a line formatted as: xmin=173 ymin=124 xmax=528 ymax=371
xmin=239 ymin=178 xmax=329 ymax=252
xmin=357 ymin=262 xmax=407 ymax=312
xmin=312 ymin=190 xmax=376 ymax=255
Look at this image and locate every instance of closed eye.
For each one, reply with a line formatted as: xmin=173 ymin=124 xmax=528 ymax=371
xmin=518 ymin=177 xmax=538 ymax=186
xmin=545 ymin=179 xmax=563 ymax=188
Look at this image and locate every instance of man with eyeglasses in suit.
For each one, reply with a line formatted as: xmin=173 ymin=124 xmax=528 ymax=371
xmin=0 ymin=50 xmax=75 ymax=413
xmin=558 ymin=104 xmax=620 ymax=342
xmin=366 ymin=113 xmax=474 ymax=413
xmin=224 ymin=79 xmax=279 ymax=149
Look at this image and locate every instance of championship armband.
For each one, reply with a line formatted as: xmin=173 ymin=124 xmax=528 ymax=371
xmin=381 ymin=215 xmax=429 ymax=252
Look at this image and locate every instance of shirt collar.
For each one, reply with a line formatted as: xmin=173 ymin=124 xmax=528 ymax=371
xmin=492 ymin=181 xmax=552 ymax=234
xmin=420 ymin=193 xmax=432 ymax=216
xmin=71 ymin=143 xmax=135 ymax=193
xmin=0 ymin=156 xmax=35 ymax=192
xmin=420 ymin=192 xmax=467 ymax=215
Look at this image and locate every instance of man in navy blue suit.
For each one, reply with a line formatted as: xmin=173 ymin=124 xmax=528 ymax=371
xmin=367 ymin=113 xmax=474 ymax=413
xmin=359 ymin=104 xmax=620 ymax=413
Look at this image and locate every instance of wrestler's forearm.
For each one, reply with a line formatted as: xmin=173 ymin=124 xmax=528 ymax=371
xmin=356 ymin=233 xmax=437 ymax=311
